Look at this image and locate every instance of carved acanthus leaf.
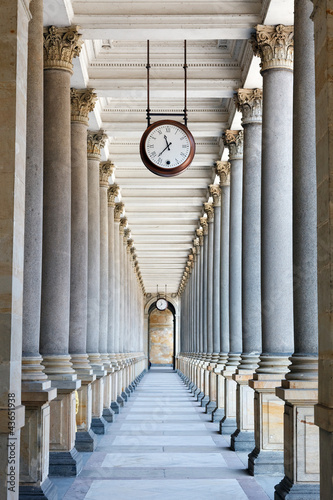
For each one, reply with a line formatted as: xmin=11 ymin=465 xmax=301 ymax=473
xmin=70 ymin=88 xmax=97 ymax=124
xmin=204 ymin=202 xmax=214 ymax=223
xmin=223 ymin=130 xmax=244 ymax=160
xmin=215 ymin=161 xmax=231 ymax=186
xmin=99 ymin=161 xmax=114 ymax=187
xmin=114 ymin=202 xmax=124 ymax=222
xmin=87 ymin=131 xmax=107 ymax=159
xmin=196 ymin=228 xmax=204 ymax=246
xmin=209 ymin=184 xmax=221 ymax=207
xmin=251 ymin=24 xmax=294 ymax=72
xmin=234 ymin=88 xmax=263 ymax=125
xmin=43 ymin=25 xmax=83 ymax=72
xmin=200 ymin=216 xmax=208 ymax=235
xmin=107 ymin=184 xmax=119 ymax=207
xmin=119 ymin=217 xmax=128 ymax=234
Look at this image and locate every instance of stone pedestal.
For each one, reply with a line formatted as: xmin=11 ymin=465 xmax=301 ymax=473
xmin=231 ymin=372 xmax=255 ymax=451
xmin=220 ymin=364 xmax=238 ymax=435
xmin=75 ymin=379 xmax=97 ymax=452
xmin=211 ymin=369 xmax=225 ymax=422
xmin=91 ymin=378 xmax=108 ymax=435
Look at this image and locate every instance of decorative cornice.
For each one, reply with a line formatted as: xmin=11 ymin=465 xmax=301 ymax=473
xmin=215 ymin=161 xmax=231 ymax=186
xmin=204 ymin=202 xmax=214 ymax=223
xmin=234 ymin=88 xmax=263 ymax=125
xmin=209 ymin=184 xmax=221 ymax=207
xmin=251 ymin=24 xmax=294 ymax=72
xmin=107 ymin=184 xmax=119 ymax=207
xmin=70 ymin=88 xmax=97 ymax=125
xmin=200 ymin=216 xmax=208 ymax=236
xmin=99 ymin=161 xmax=114 ymax=187
xmin=119 ymin=217 xmax=128 ymax=234
xmin=43 ymin=25 xmax=83 ymax=73
xmin=223 ymin=130 xmax=244 ymax=160
xmin=87 ymin=131 xmax=107 ymax=160
xmin=114 ymin=202 xmax=124 ymax=222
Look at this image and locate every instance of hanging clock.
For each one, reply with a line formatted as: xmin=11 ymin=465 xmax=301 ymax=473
xmin=156 ymin=298 xmax=168 ymax=311
xmin=140 ymin=119 xmax=195 ymax=177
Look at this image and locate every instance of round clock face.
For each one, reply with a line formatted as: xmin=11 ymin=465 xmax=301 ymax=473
xmin=156 ymin=298 xmax=168 ymax=311
xmin=140 ymin=120 xmax=195 ymax=177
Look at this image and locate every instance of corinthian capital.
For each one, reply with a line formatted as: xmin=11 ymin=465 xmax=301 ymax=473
xmin=87 ymin=131 xmax=107 ymax=159
xmin=224 ymin=130 xmax=243 ymax=160
xmin=119 ymin=217 xmax=128 ymax=234
xmin=99 ymin=161 xmax=114 ymax=187
xmin=71 ymin=88 xmax=97 ymax=124
xmin=215 ymin=161 xmax=231 ymax=186
xmin=204 ymin=202 xmax=214 ymax=223
xmin=200 ymin=216 xmax=208 ymax=235
xmin=107 ymin=184 xmax=119 ymax=207
xmin=209 ymin=184 xmax=221 ymax=207
xmin=196 ymin=228 xmax=204 ymax=246
xmin=114 ymin=202 xmax=124 ymax=222
xmin=251 ymin=24 xmax=294 ymax=72
xmin=235 ymin=88 xmax=263 ymax=125
xmin=43 ymin=25 xmax=83 ymax=72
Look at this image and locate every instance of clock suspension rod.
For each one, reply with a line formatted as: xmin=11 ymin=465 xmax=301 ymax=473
xmin=146 ymin=40 xmax=151 ymax=127
xmin=184 ymin=39 xmax=188 ymax=127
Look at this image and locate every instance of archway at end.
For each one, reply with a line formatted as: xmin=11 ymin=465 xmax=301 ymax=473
xmin=148 ymin=306 xmax=175 ymax=369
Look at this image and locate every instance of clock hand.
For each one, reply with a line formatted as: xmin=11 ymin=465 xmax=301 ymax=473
xmin=158 ymin=142 xmax=172 ymax=157
xmin=164 ymin=135 xmax=171 ymax=151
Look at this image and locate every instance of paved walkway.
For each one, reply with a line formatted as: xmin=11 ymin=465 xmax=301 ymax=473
xmin=53 ymin=368 xmax=276 ymax=499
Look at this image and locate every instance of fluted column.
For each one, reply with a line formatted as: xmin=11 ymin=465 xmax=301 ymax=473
xmin=275 ymin=4 xmax=319 ymax=498
xmin=212 ymin=161 xmax=231 ymax=423
xmin=197 ymin=217 xmax=208 ymax=402
xmin=231 ymin=89 xmax=263 ymax=452
xmin=41 ymin=25 xmax=82 ymax=475
xmin=220 ymin=130 xmax=243 ymax=436
xmin=114 ymin=202 xmax=125 ymax=408
xmin=248 ymin=24 xmax=294 ymax=476
xmin=69 ymin=88 xmax=97 ymax=453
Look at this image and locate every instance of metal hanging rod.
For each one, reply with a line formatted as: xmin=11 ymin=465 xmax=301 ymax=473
xmin=146 ymin=40 xmax=188 ymax=128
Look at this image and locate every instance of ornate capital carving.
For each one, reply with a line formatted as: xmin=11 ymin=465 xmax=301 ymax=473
xmin=127 ymin=238 xmax=134 ymax=250
xmin=107 ymin=184 xmax=119 ymax=207
xmin=119 ymin=217 xmax=128 ymax=234
xmin=200 ymin=216 xmax=208 ymax=235
xmin=251 ymin=24 xmax=294 ymax=72
xmin=114 ymin=202 xmax=124 ymax=222
xmin=99 ymin=161 xmax=114 ymax=187
xmin=70 ymin=88 xmax=97 ymax=125
xmin=215 ymin=161 xmax=231 ymax=186
xmin=204 ymin=202 xmax=214 ymax=223
xmin=209 ymin=184 xmax=221 ymax=207
xmin=43 ymin=25 xmax=83 ymax=72
xmin=196 ymin=228 xmax=204 ymax=246
xmin=223 ymin=130 xmax=243 ymax=160
xmin=194 ymin=237 xmax=200 ymax=249
xmin=234 ymin=88 xmax=263 ymax=125
xmin=87 ymin=131 xmax=107 ymax=160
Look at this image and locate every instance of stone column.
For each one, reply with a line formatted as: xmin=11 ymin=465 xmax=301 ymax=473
xmin=20 ymin=3 xmax=58 ymax=498
xmin=275 ymin=3 xmax=320 ymax=498
xmin=69 ymin=88 xmax=97 ymax=453
xmin=197 ymin=217 xmax=208 ymax=402
xmin=114 ymin=202 xmax=125 ymax=408
xmin=212 ymin=161 xmax=231 ymax=422
xmin=194 ymin=237 xmax=201 ymax=360
xmin=107 ymin=185 xmax=120 ymax=413
xmin=119 ymin=217 xmax=128 ymax=400
xmin=86 ymin=131 xmax=108 ymax=435
xmin=231 ymin=89 xmax=263 ymax=453
xmin=41 ymin=25 xmax=82 ymax=476
xmin=248 ymin=24 xmax=294 ymax=476
xmin=220 ymin=130 xmax=243 ymax=436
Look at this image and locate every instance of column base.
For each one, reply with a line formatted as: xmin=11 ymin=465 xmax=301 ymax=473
xmin=248 ymin=447 xmax=284 ymax=476
xmin=19 ymin=477 xmax=58 ymax=500
xmin=111 ymin=400 xmax=120 ymax=413
xmin=102 ymin=407 xmax=115 ymax=423
xmin=205 ymin=401 xmax=217 ymax=414
xmin=193 ymin=388 xmax=201 ymax=398
xmin=125 ymin=387 xmax=131 ymax=396
xmin=274 ymin=476 xmax=320 ymax=499
xmin=49 ymin=448 xmax=82 ymax=477
xmin=75 ymin=429 xmax=97 ymax=452
xmin=121 ymin=391 xmax=128 ymax=402
xmin=200 ymin=395 xmax=210 ymax=407
xmin=211 ymin=407 xmax=224 ymax=422
xmin=117 ymin=395 xmax=125 ymax=407
xmin=230 ymin=429 xmax=255 ymax=452
xmin=220 ymin=416 xmax=237 ymax=435
xmin=197 ymin=391 xmax=205 ymax=402
xmin=91 ymin=416 xmax=108 ymax=435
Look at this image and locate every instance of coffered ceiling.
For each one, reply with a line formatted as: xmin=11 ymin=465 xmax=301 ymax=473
xmin=44 ymin=0 xmax=293 ymax=294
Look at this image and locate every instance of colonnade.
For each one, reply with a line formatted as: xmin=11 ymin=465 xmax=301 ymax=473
xmin=177 ymin=6 xmax=324 ymax=498
xmin=0 ymin=6 xmax=146 ymax=498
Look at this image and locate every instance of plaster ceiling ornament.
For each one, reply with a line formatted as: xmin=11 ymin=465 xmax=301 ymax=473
xmin=223 ymin=130 xmax=244 ymax=160
xmin=200 ymin=216 xmax=208 ymax=235
xmin=216 ymin=161 xmax=231 ymax=186
xmin=114 ymin=202 xmax=124 ymax=222
xmin=235 ymin=88 xmax=263 ymax=125
xmin=251 ymin=24 xmax=294 ymax=72
xmin=43 ymin=25 xmax=83 ymax=72
xmin=70 ymin=88 xmax=97 ymax=125
xmin=209 ymin=184 xmax=221 ymax=207
xmin=87 ymin=130 xmax=108 ymax=159
xmin=107 ymin=184 xmax=119 ymax=207
xmin=99 ymin=161 xmax=114 ymax=187
xmin=204 ymin=202 xmax=214 ymax=223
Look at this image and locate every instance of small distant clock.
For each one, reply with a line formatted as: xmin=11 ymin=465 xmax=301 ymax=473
xmin=156 ymin=298 xmax=168 ymax=311
xmin=140 ymin=120 xmax=195 ymax=177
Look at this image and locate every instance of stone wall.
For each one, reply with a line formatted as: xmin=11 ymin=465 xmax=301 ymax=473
xmin=149 ymin=308 xmax=174 ymax=365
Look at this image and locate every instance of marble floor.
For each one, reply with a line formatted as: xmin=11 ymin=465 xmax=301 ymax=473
xmin=51 ymin=368 xmax=280 ymax=499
